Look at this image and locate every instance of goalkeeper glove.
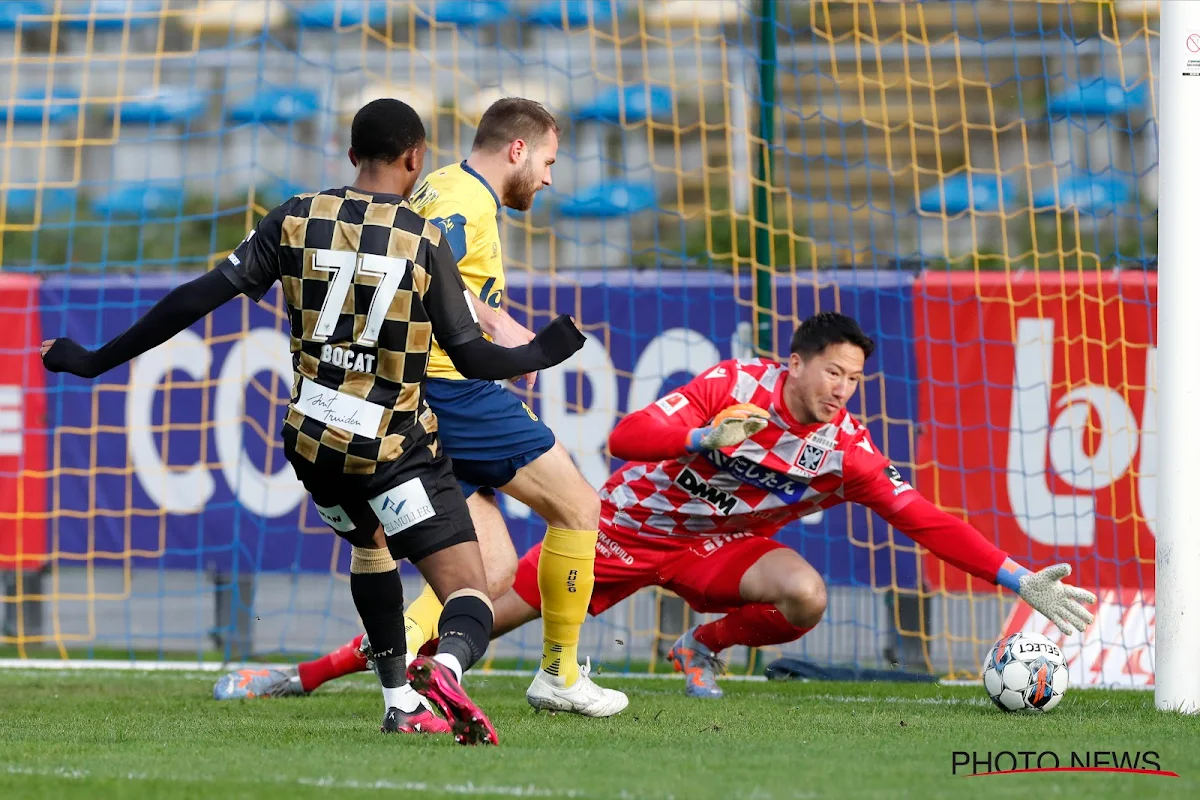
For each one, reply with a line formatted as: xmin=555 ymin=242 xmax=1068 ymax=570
xmin=686 ymin=403 xmax=770 ymax=452
xmin=1010 ymin=562 xmax=1097 ymax=636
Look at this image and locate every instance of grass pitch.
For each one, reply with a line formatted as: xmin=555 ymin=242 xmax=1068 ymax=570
xmin=0 ymin=669 xmax=1196 ymax=799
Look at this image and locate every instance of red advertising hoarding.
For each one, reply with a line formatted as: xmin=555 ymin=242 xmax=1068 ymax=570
xmin=0 ymin=274 xmax=47 ymax=570
xmin=913 ymin=270 xmax=1156 ymax=595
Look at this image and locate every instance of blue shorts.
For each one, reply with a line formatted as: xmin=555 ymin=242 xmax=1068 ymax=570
xmin=425 ymin=377 xmax=556 ymax=498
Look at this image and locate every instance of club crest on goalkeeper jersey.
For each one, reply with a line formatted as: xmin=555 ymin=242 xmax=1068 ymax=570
xmin=408 ymin=161 xmax=504 ymax=381
xmin=217 ymin=187 xmax=483 ymax=474
xmin=600 ymin=358 xmax=919 ymax=543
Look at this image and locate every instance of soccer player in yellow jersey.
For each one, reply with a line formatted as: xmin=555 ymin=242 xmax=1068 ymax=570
xmin=404 ymin=99 xmax=625 ymax=716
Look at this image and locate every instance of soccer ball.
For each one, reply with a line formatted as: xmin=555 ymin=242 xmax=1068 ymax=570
xmin=982 ymin=632 xmax=1068 ymax=712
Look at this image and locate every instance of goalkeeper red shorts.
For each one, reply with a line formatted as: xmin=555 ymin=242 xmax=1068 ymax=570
xmin=511 ymin=526 xmax=787 ymax=615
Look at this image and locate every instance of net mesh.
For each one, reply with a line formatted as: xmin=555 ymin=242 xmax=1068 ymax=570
xmin=0 ymin=0 xmax=1159 ymax=686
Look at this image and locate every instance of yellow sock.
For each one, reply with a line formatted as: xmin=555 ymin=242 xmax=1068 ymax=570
xmin=538 ymin=527 xmax=598 ymax=686
xmin=403 ymin=583 xmax=444 ymax=654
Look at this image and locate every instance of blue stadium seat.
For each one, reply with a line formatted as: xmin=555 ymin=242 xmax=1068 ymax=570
xmin=417 ymin=0 xmax=512 ymax=27
xmin=1047 ymin=77 xmax=1148 ymax=117
xmin=919 ymin=173 xmax=1016 ymax=215
xmin=524 ymin=0 xmax=615 ymax=28
xmin=111 ymin=87 xmax=207 ymax=125
xmin=250 ymin=179 xmax=311 ymax=208
xmin=573 ymin=84 xmax=673 ymax=124
xmin=0 ymin=1 xmax=48 ymax=30
xmin=292 ymin=0 xmax=390 ymax=28
xmin=1 ymin=88 xmax=81 ymax=125
xmin=61 ymin=0 xmax=162 ymax=30
xmin=227 ymin=87 xmax=320 ymax=124
xmin=3 ymin=187 xmax=78 ymax=217
xmin=1032 ymin=172 xmax=1133 ymax=217
xmin=91 ymin=183 xmax=186 ymax=218
xmin=557 ymin=181 xmax=655 ymax=218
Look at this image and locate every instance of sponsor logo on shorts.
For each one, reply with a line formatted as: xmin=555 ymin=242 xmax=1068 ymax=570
xmin=369 ymin=477 xmax=436 ymax=535
xmin=315 ymin=503 xmax=356 ymax=533
xmin=675 ymin=468 xmax=737 ymax=514
xmin=596 ymin=531 xmax=635 ymax=565
xmin=694 ymin=532 xmax=756 ymax=557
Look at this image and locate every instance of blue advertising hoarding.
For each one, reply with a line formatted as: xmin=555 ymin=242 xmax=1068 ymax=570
xmin=38 ymin=269 xmax=919 ymax=589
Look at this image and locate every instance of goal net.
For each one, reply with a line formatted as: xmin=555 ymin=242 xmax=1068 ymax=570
xmin=0 ymin=0 xmax=1158 ymax=686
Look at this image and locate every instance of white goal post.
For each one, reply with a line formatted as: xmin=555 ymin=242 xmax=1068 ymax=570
xmin=1156 ymin=0 xmax=1200 ymax=715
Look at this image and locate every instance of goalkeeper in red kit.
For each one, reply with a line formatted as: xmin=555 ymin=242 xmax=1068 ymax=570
xmin=216 ymin=312 xmax=1096 ymax=701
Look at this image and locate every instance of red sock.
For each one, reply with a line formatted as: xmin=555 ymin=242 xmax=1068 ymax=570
xmin=692 ymin=604 xmax=811 ymax=653
xmin=297 ymin=633 xmax=370 ymax=692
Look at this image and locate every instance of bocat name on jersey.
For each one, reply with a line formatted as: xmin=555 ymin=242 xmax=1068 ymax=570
xmin=320 ymin=344 xmax=376 ymax=373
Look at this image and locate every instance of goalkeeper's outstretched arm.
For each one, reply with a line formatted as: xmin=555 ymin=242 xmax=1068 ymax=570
xmin=41 ymin=268 xmax=241 ymax=378
xmin=879 ymin=495 xmax=1097 ymax=636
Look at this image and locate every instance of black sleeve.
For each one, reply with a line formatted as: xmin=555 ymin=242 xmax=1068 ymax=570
xmin=42 ymin=269 xmax=241 ymax=379
xmin=422 ymin=234 xmax=484 ymax=350
xmin=443 ymin=315 xmax=586 ymax=381
xmin=216 ymin=203 xmax=286 ymax=302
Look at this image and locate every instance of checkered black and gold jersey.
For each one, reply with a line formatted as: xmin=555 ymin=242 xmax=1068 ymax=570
xmin=217 ymin=186 xmax=483 ymax=474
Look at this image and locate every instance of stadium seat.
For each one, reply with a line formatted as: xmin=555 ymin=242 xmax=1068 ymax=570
xmin=2 ymin=186 xmax=78 ymax=218
xmin=0 ymin=1 xmax=48 ymax=30
xmin=556 ymin=180 xmax=655 ymax=269
xmin=291 ymin=0 xmax=390 ymax=29
xmin=111 ymin=86 xmax=208 ymax=125
xmin=557 ymin=180 xmax=655 ymax=218
xmin=918 ymin=172 xmax=1016 ymax=216
xmin=572 ymin=84 xmax=673 ymax=124
xmin=227 ymin=86 xmax=321 ymax=124
xmin=60 ymin=0 xmax=161 ymax=30
xmin=523 ymin=0 xmax=616 ymax=28
xmin=0 ymin=88 xmax=81 ymax=125
xmin=416 ymin=0 xmax=513 ymax=28
xmin=1047 ymin=76 xmax=1148 ymax=118
xmin=248 ymin=179 xmax=311 ymax=208
xmin=917 ymin=173 xmax=1017 ymax=259
xmin=90 ymin=182 xmax=186 ymax=218
xmin=1032 ymin=172 xmax=1134 ymax=218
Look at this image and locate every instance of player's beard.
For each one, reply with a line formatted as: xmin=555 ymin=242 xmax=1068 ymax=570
xmin=503 ymin=158 xmax=541 ymax=212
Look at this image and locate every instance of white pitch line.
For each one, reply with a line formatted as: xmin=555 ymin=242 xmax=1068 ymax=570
xmin=0 ymin=658 xmax=770 ymax=681
xmin=3 ymin=764 xmax=596 ymax=798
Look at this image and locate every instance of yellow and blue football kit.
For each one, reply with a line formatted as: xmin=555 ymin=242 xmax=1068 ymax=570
xmin=406 ymin=161 xmax=598 ymax=687
xmin=408 ymin=161 xmax=556 ymax=495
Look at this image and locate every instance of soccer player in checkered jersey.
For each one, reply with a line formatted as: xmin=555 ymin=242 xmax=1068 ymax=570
xmin=246 ymin=312 xmax=1097 ymax=700
xmin=39 ymin=98 xmax=588 ymax=743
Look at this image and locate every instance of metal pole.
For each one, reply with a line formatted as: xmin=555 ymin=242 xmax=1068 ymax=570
xmin=1155 ymin=0 xmax=1200 ymax=715
xmin=753 ymin=0 xmax=778 ymax=356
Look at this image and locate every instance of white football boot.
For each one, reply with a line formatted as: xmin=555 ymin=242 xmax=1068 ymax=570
xmin=526 ymin=657 xmax=629 ymax=717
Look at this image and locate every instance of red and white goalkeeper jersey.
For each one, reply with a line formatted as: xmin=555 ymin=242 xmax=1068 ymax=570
xmin=601 ymin=358 xmax=920 ymax=545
